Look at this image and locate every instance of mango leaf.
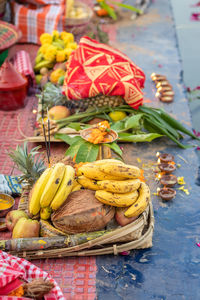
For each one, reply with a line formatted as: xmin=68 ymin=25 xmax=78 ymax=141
xmin=104 ymin=142 xmax=122 ymax=157
xmin=54 ymin=133 xmax=82 ymax=145
xmin=75 ymin=142 xmax=99 ymax=163
xmin=118 ymin=132 xmax=163 ymax=142
xmin=109 ymin=1 xmax=142 ymax=14
xmin=111 ymin=121 xmax=125 ymax=132
xmin=100 ymin=1 xmax=117 ymax=20
xmin=67 ymin=123 xmax=82 ymax=131
xmin=124 ymin=114 xmax=143 ymax=131
xmin=65 ymin=139 xmax=86 ymax=158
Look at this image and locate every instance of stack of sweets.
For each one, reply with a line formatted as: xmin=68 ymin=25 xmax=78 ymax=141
xmin=151 ymin=73 xmax=174 ymax=103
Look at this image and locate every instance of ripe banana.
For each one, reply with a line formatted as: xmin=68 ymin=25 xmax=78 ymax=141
xmin=40 ymin=219 xmax=67 ymax=237
xmin=29 ymin=167 xmax=52 ymax=215
xmin=124 ymin=182 xmax=150 ymax=218
xmin=94 ymin=159 xmax=124 ymax=166
xmin=40 ymin=163 xmax=66 ymax=208
xmin=100 ymin=163 xmax=141 ymax=179
xmin=71 ymin=179 xmax=82 ymax=192
xmin=77 ymin=164 xmax=122 ymax=180
xmin=95 ymin=190 xmax=138 ymax=207
xmin=77 ymin=175 xmax=101 ymax=191
xmin=97 ymin=178 xmax=141 ymax=193
xmin=40 ymin=206 xmax=52 ymax=220
xmin=50 ymin=165 xmax=75 ymax=210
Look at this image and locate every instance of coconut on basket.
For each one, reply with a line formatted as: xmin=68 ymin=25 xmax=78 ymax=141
xmin=51 ymin=189 xmax=115 ymax=234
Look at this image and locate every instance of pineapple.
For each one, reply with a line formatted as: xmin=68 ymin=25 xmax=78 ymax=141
xmin=9 ymin=142 xmax=46 ymax=187
xmin=69 ymin=95 xmax=125 ymax=110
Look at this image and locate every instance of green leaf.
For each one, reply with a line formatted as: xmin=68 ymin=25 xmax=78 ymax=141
xmin=118 ymin=132 xmax=163 ymax=142
xmin=124 ymin=114 xmax=143 ymax=131
xmin=109 ymin=1 xmax=142 ymax=14
xmin=76 ymin=142 xmax=99 ymax=163
xmin=100 ymin=1 xmax=117 ymax=20
xmin=54 ymin=133 xmax=82 ymax=145
xmin=65 ymin=139 xmax=86 ymax=158
xmin=67 ymin=123 xmax=82 ymax=131
xmin=104 ymin=142 xmax=122 ymax=157
xmin=110 ymin=121 xmax=125 ymax=132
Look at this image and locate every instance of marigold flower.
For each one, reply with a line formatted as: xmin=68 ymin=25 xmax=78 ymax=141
xmin=44 ymin=45 xmax=57 ymax=62
xmin=64 ymin=48 xmax=73 ymax=59
xmin=40 ymin=33 xmax=52 ymax=45
xmin=39 ymin=43 xmax=50 ymax=54
xmin=67 ymin=42 xmax=78 ymax=50
xmin=56 ymin=50 xmax=66 ymax=62
xmin=52 ymin=30 xmax=60 ymax=39
xmin=60 ymin=32 xmax=74 ymax=43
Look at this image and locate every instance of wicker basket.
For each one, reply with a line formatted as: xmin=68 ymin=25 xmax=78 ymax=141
xmin=9 ymin=188 xmax=155 ymax=260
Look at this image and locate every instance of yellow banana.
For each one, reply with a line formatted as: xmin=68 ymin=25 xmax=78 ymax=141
xmin=71 ymin=179 xmax=82 ymax=192
xmin=77 ymin=164 xmax=122 ymax=180
xmin=94 ymin=159 xmax=124 ymax=166
xmin=124 ymin=182 xmax=150 ymax=218
xmin=50 ymin=165 xmax=75 ymax=210
xmin=100 ymin=163 xmax=141 ymax=179
xmin=77 ymin=175 xmax=101 ymax=191
xmin=95 ymin=190 xmax=138 ymax=207
xmin=29 ymin=167 xmax=52 ymax=215
xmin=97 ymin=178 xmax=141 ymax=193
xmin=40 ymin=163 xmax=66 ymax=208
xmin=40 ymin=206 xmax=52 ymax=220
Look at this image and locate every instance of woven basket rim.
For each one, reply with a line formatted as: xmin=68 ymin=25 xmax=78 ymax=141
xmin=0 ymin=21 xmax=22 ymax=52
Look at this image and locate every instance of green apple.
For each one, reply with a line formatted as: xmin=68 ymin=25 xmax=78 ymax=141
xmin=12 ymin=217 xmax=40 ymax=238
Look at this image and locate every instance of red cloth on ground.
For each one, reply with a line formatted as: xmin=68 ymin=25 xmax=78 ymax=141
xmin=0 ymin=251 xmax=65 ymax=300
xmin=64 ymin=36 xmax=145 ymax=109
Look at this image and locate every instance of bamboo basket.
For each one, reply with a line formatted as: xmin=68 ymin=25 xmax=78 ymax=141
xmin=2 ymin=187 xmax=155 ymax=260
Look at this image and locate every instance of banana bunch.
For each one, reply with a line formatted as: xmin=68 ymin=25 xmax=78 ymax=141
xmin=29 ymin=163 xmax=75 ymax=218
xmin=77 ymin=159 xmax=150 ymax=218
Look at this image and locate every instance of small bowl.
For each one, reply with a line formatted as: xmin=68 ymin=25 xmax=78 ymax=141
xmin=160 ymin=174 xmax=177 ymax=187
xmin=0 ymin=193 xmax=15 ymax=217
xmin=158 ymin=163 xmax=176 ymax=174
xmin=80 ymin=127 xmax=118 ymax=144
xmin=65 ymin=1 xmax=93 ymax=35
xmin=158 ymin=187 xmax=176 ymax=201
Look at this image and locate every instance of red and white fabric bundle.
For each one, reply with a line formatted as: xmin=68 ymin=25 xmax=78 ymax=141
xmin=0 ymin=251 xmax=65 ymax=300
xmin=63 ymin=36 xmax=146 ymax=109
xmin=11 ymin=0 xmax=65 ymax=44
xmin=12 ymin=50 xmax=35 ymax=86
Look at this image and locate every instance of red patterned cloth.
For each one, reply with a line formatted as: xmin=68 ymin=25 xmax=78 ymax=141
xmin=64 ymin=36 xmax=145 ymax=109
xmin=12 ymin=50 xmax=35 ymax=87
xmin=11 ymin=0 xmax=65 ymax=44
xmin=0 ymin=251 xmax=65 ymax=300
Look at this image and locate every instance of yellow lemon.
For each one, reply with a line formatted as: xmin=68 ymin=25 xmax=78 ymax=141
xmin=109 ymin=111 xmax=127 ymax=122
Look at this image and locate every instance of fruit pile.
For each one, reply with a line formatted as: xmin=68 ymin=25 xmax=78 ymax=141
xmin=34 ymin=30 xmax=77 ymax=84
xmin=77 ymin=159 xmax=150 ymax=226
xmin=6 ymin=159 xmax=151 ymax=239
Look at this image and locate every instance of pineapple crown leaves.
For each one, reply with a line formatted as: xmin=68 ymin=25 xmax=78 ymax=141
xmin=8 ymin=142 xmax=46 ymax=185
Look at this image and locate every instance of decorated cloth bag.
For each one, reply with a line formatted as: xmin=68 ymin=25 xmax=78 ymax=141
xmin=11 ymin=0 xmax=65 ymax=44
xmin=0 ymin=250 xmax=65 ymax=299
xmin=63 ymin=36 xmax=145 ymax=109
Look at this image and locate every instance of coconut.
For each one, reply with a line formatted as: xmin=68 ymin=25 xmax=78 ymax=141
xmin=51 ymin=190 xmax=115 ymax=234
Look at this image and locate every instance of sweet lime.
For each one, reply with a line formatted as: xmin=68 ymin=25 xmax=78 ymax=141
xmin=109 ymin=111 xmax=127 ymax=122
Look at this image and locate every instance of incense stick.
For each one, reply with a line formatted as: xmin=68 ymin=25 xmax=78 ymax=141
xmin=47 ymin=107 xmax=51 ymax=167
xmin=41 ymin=92 xmax=50 ymax=165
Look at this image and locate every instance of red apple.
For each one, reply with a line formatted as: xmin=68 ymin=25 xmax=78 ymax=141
xmin=6 ymin=210 xmax=28 ymax=231
xmin=12 ymin=217 xmax=40 ymax=238
xmin=115 ymin=208 xmax=138 ymax=227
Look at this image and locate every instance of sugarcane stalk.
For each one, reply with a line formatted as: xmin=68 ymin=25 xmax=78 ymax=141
xmin=0 ymin=230 xmax=110 ymax=252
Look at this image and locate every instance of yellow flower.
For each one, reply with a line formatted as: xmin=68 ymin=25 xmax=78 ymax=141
xmin=40 ymin=33 xmax=52 ymax=45
xmin=178 ymin=186 xmax=189 ymax=195
xmin=177 ymin=177 xmax=186 ymax=185
xmin=44 ymin=45 xmax=57 ymax=62
xmin=52 ymin=30 xmax=60 ymax=39
xmin=39 ymin=43 xmax=50 ymax=54
xmin=64 ymin=48 xmax=73 ymax=59
xmin=67 ymin=42 xmax=77 ymax=50
xmin=56 ymin=50 xmax=66 ymax=62
xmin=60 ymin=32 xmax=74 ymax=43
